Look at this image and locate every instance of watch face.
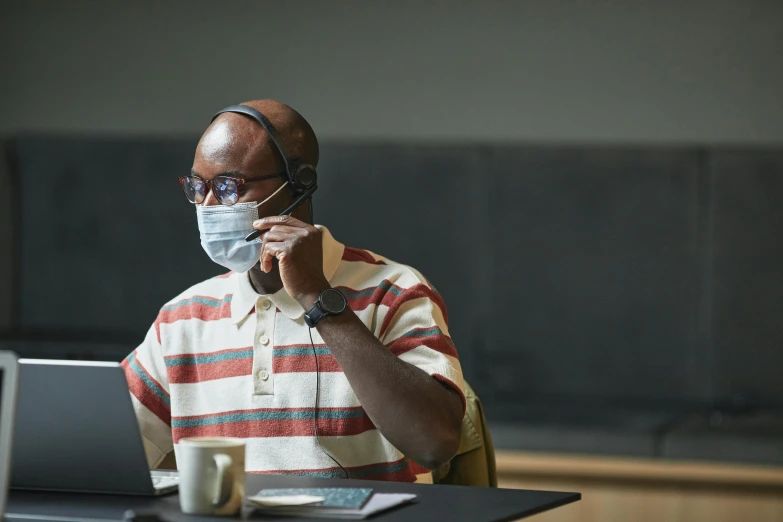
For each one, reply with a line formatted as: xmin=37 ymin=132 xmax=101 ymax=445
xmin=320 ymin=289 xmax=347 ymax=314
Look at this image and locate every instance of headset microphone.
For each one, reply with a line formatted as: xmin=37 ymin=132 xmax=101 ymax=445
xmin=244 ymin=184 xmax=318 ymax=242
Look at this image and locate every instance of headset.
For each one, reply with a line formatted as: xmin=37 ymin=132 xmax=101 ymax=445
xmin=211 ymin=104 xmax=318 ymax=241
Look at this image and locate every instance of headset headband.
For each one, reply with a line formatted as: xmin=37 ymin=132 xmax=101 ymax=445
xmin=211 ymin=104 xmax=303 ymax=190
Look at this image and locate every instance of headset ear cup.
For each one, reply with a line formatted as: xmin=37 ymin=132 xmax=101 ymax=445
xmin=294 ymin=164 xmax=318 ymax=192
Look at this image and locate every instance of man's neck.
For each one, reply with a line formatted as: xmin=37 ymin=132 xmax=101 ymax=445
xmin=247 ymin=264 xmax=284 ymax=296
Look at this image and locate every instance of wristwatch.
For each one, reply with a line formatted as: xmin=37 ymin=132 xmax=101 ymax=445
xmin=304 ymin=288 xmax=348 ymax=328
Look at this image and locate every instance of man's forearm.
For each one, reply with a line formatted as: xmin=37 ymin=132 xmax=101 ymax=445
xmin=305 ymin=305 xmax=463 ymax=470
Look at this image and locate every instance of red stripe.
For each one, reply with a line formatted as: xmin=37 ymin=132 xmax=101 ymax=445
xmin=167 ymin=357 xmax=252 ymax=384
xmin=355 ymin=466 xmax=418 ymax=481
xmin=378 ymin=283 xmax=449 ymax=337
xmin=342 ymin=246 xmax=386 ymax=265
xmin=408 ymin=460 xmax=432 ymax=476
xmin=154 ymin=317 xmax=162 ymax=344
xmin=214 ymin=271 xmax=233 ymax=279
xmin=274 ymin=354 xmax=343 ymax=373
xmin=158 ymin=296 xmax=232 ymax=325
xmin=121 ymin=353 xmax=171 ymax=427
xmin=273 ymin=344 xmax=342 ymax=373
xmin=172 ymin=415 xmax=376 ymax=441
xmin=386 ymin=332 xmax=458 ymax=358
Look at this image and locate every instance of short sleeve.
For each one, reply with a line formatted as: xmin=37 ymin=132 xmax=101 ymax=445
xmin=378 ymin=272 xmax=466 ymax=413
xmin=121 ymin=318 xmax=173 ymax=468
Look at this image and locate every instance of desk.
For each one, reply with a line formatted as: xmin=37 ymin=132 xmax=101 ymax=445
xmin=8 ymin=474 xmax=580 ymax=522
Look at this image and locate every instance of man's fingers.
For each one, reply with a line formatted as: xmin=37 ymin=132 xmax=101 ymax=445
xmin=260 ymin=241 xmax=276 ymax=273
xmin=256 ymin=220 xmax=319 ymax=272
xmin=258 ymin=225 xmax=307 ymax=242
xmin=253 ymin=214 xmax=307 ymax=230
xmin=259 ymin=240 xmax=290 ymax=273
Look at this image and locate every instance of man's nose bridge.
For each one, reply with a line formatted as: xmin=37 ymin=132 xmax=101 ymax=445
xmin=202 ymin=185 xmax=221 ymax=206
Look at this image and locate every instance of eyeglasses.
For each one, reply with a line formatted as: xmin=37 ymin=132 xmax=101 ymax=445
xmin=178 ymin=172 xmax=286 ymax=206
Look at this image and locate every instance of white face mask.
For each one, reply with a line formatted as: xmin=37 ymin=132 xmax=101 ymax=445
xmin=196 ymin=182 xmax=288 ymax=273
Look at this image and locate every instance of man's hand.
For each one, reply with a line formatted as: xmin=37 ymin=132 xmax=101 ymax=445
xmin=252 ymin=216 xmax=330 ymax=304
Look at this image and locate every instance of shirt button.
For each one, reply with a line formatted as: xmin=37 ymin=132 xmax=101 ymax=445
xmin=258 ymin=335 xmax=270 ymax=346
xmin=260 ymin=299 xmax=272 ymax=310
xmin=258 ymin=369 xmax=270 ymax=381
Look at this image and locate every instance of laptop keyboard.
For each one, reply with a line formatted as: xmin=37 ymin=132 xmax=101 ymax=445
xmin=151 ymin=474 xmax=179 ymax=490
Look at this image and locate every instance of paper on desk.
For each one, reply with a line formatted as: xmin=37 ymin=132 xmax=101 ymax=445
xmin=352 ymin=494 xmax=416 ymax=519
xmin=248 ymin=494 xmax=325 ymax=506
xmin=248 ymin=493 xmax=417 ymax=519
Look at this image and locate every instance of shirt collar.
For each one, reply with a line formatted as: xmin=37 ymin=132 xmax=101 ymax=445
xmin=230 ymin=224 xmax=345 ymax=323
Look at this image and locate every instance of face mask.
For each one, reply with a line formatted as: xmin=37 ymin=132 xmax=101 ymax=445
xmin=196 ymin=182 xmax=288 ymax=273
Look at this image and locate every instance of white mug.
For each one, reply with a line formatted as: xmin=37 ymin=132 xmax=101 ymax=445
xmin=177 ymin=437 xmax=246 ymax=516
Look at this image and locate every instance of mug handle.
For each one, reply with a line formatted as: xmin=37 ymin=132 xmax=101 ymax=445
xmin=212 ymin=453 xmax=234 ymax=507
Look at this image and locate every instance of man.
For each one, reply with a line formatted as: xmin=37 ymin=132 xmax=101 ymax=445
xmin=123 ymin=100 xmax=465 ymax=483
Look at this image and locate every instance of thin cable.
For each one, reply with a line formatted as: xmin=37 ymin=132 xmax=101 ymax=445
xmin=252 ymin=181 xmax=288 ymax=208
xmin=310 ymin=327 xmax=349 ymax=479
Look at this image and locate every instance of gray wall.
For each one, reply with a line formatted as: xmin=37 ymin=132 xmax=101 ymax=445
xmin=1 ymin=0 xmax=782 ymax=143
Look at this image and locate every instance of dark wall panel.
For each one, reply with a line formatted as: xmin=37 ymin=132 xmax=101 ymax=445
xmin=7 ymin=137 xmax=783 ymax=420
xmin=12 ymin=136 xmax=223 ymax=341
xmin=708 ymin=150 xmax=783 ymax=408
xmin=659 ymin=414 xmax=783 ymax=465
xmin=484 ymin=147 xmax=705 ymax=405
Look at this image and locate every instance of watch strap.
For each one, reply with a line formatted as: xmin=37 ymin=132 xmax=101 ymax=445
xmin=304 ymin=301 xmax=327 ymax=328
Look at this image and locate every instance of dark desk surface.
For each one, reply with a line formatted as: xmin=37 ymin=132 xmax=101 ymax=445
xmin=8 ymin=474 xmax=580 ymax=522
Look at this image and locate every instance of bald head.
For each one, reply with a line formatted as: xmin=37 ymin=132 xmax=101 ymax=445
xmin=196 ymin=99 xmax=319 ymax=176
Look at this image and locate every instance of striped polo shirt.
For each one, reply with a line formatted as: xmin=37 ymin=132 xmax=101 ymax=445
xmin=122 ymin=225 xmax=465 ymax=483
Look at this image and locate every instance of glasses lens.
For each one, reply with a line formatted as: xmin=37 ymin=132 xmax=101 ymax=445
xmin=213 ymin=176 xmax=239 ymax=206
xmin=182 ymin=176 xmax=205 ymax=204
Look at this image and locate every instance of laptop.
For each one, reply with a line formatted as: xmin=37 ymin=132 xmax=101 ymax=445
xmin=0 ymin=352 xmax=20 ymax=517
xmin=11 ymin=359 xmax=178 ymax=496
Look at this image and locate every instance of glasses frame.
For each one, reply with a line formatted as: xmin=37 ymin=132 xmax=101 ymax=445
xmin=178 ymin=172 xmax=286 ymax=206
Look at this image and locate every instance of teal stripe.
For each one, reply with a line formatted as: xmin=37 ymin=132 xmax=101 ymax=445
xmin=161 ymin=295 xmax=232 ymax=312
xmin=403 ymin=326 xmax=443 ymax=338
xmin=339 ymin=280 xmax=403 ymax=299
xmin=165 ymin=348 xmax=253 ymax=367
xmin=274 ymin=347 xmax=331 ymax=357
xmin=399 ymin=326 xmax=456 ymax=348
xmin=173 ymin=408 xmax=364 ymax=428
xmin=399 ymin=326 xmax=455 ymax=347
xmin=129 ymin=353 xmax=170 ymax=407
